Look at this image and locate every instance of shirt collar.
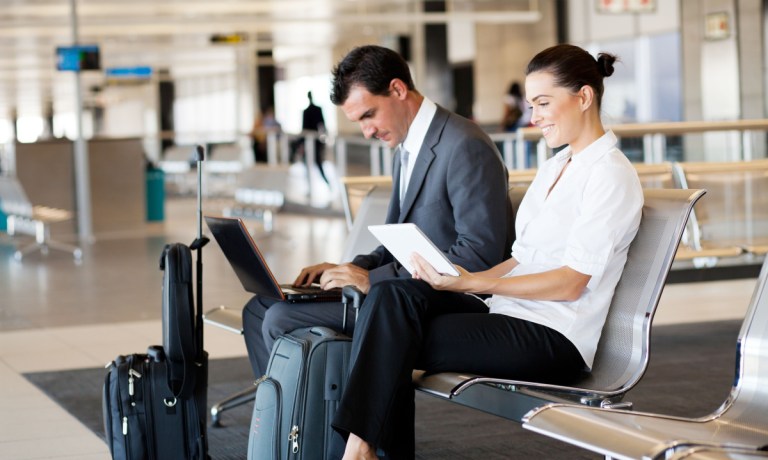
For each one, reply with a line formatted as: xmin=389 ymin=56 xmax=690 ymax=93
xmin=557 ymin=130 xmax=618 ymax=167
xmin=402 ymin=97 xmax=437 ymax=156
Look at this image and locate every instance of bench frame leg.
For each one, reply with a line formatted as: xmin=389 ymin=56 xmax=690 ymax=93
xmin=8 ymin=216 xmax=82 ymax=262
xmin=210 ymin=384 xmax=257 ymax=427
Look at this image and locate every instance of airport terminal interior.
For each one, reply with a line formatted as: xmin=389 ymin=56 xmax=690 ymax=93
xmin=1 ymin=1 xmax=768 ymax=459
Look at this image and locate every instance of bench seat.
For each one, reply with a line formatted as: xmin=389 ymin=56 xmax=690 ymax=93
xmin=522 ymin=258 xmax=768 ymax=459
xmin=1 ymin=175 xmax=81 ymax=261
xmin=410 ymin=188 xmax=705 ymax=422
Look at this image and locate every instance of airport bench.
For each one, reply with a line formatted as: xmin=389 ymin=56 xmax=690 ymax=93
xmin=672 ymin=158 xmax=768 ymax=266
xmin=222 ymin=165 xmax=289 ymax=233
xmin=340 ymin=175 xmax=393 ymax=230
xmin=340 ymin=160 xmax=767 ymax=269
xmin=522 ymin=255 xmax=768 ymax=460
xmin=339 ymin=177 xmax=392 ymax=262
xmin=507 ymin=168 xmax=538 ymax=187
xmin=206 ymin=144 xmax=246 ymax=197
xmin=406 ymin=188 xmax=704 ymax=422
xmin=0 ymin=174 xmax=82 ymax=261
xmin=339 ymin=185 xmax=705 ymax=422
xmin=201 ymin=306 xmax=257 ymax=426
xmin=339 ymin=168 xmax=537 ymax=231
xmin=339 ymin=164 xmax=709 ymax=266
xmin=205 ymin=185 xmax=704 ymax=432
xmin=160 ymin=145 xmax=196 ymax=195
xmin=633 ymin=162 xmax=676 ymax=189
xmin=337 ymin=171 xmax=533 ymax=263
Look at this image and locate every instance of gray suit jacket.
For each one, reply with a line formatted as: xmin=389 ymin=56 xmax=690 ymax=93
xmin=352 ymin=105 xmax=514 ymax=285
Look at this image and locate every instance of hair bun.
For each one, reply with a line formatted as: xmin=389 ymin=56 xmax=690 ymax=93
xmin=596 ymin=53 xmax=617 ymax=77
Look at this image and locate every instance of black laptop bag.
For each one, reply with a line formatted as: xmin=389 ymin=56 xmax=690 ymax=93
xmin=103 ymin=345 xmax=207 ymax=460
xmin=103 ymin=146 xmax=210 ymax=460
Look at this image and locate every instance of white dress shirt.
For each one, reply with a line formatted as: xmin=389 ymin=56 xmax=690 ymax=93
xmin=399 ymin=97 xmax=437 ymax=196
xmin=486 ymin=130 xmax=643 ymax=369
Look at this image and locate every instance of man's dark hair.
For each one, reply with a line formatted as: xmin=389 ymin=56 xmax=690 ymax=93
xmin=330 ymin=45 xmax=415 ymax=106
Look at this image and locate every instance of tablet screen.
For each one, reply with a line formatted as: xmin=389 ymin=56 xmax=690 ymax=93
xmin=368 ymin=223 xmax=459 ymax=276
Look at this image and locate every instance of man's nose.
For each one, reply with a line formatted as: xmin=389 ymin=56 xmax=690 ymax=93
xmin=361 ymin=122 xmax=376 ymax=139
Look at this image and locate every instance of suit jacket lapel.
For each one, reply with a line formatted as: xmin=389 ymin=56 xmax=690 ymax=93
xmin=398 ymin=105 xmax=448 ymax=222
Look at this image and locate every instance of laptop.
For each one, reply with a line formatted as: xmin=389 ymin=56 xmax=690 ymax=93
xmin=204 ymin=216 xmax=342 ymax=303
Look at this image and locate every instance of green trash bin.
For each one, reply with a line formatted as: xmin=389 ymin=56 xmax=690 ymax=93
xmin=145 ymin=168 xmax=165 ymax=222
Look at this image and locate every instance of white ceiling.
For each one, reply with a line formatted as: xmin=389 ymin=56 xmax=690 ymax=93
xmin=0 ymin=0 xmax=542 ymax=115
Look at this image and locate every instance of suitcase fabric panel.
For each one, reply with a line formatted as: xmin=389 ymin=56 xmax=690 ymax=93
xmin=248 ymin=377 xmax=282 ymax=460
xmin=161 ymin=243 xmax=196 ymax=396
xmin=247 ymin=327 xmax=352 ymax=460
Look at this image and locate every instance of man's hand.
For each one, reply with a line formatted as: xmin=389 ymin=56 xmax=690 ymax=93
xmin=318 ymin=263 xmax=371 ymax=293
xmin=293 ymin=262 xmax=338 ymax=287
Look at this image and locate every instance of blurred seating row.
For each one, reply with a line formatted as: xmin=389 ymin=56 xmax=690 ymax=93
xmin=633 ymin=159 xmax=768 ymax=266
xmin=160 ymin=144 xmax=246 ymax=196
xmin=341 ymin=158 xmax=768 ymax=267
xmin=0 ymin=174 xmax=82 ymax=261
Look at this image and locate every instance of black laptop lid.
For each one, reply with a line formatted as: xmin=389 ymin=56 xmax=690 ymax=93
xmin=204 ymin=216 xmax=284 ymax=300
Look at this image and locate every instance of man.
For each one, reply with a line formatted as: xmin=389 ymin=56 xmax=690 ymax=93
xmin=242 ymin=45 xmax=513 ymax=378
xmin=301 ymin=91 xmax=329 ymax=183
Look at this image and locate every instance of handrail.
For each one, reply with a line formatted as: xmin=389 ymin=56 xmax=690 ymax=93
xmin=518 ymin=118 xmax=768 ymax=139
xmin=152 ymin=119 xmax=768 ymax=179
xmin=518 ymin=119 xmax=768 ymax=164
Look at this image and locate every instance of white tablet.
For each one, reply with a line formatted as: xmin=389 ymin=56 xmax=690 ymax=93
xmin=368 ymin=223 xmax=460 ymax=276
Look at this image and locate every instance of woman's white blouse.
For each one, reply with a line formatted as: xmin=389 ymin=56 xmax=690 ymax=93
xmin=486 ymin=130 xmax=643 ymax=369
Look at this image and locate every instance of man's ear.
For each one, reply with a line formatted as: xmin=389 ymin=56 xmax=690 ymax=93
xmin=390 ymin=79 xmax=408 ymax=99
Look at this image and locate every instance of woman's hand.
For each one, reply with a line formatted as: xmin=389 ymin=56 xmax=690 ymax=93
xmin=410 ymin=253 xmax=473 ymax=292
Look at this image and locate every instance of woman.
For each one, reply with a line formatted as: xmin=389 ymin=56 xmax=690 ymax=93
xmin=501 ymin=81 xmax=526 ymax=132
xmin=332 ymin=44 xmax=644 ymax=460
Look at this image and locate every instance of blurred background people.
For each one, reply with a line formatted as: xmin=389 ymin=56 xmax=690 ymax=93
xmin=251 ymin=105 xmax=281 ymax=163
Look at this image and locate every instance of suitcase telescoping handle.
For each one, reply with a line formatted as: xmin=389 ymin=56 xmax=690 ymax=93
xmin=341 ymin=285 xmax=365 ymax=335
xmin=190 ymin=144 xmax=209 ymax=354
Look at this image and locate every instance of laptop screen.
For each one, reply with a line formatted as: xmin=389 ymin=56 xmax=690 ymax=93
xmin=204 ymin=216 xmax=284 ymax=300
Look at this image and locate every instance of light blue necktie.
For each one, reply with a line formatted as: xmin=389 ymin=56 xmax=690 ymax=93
xmin=399 ymin=148 xmax=410 ymax=202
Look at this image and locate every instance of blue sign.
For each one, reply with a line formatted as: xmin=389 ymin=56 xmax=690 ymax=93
xmin=56 ymin=45 xmax=100 ymax=71
xmin=105 ymin=66 xmax=153 ymax=79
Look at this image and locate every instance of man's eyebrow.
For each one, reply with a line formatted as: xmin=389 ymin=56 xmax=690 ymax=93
xmin=357 ymin=108 xmax=375 ymax=121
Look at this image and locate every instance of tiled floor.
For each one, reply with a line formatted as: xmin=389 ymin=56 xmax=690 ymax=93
xmin=0 ymin=195 xmax=758 ymax=459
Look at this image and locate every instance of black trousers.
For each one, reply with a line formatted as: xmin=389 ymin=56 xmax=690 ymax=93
xmin=331 ymin=279 xmax=585 ymax=460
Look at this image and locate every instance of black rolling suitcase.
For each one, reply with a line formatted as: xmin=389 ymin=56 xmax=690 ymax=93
xmin=247 ymin=288 xmax=364 ymax=460
xmin=103 ymin=146 xmax=210 ymax=460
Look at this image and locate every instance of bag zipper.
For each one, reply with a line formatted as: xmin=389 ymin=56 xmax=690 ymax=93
xmin=120 ymin=356 xmax=133 ymax=459
xmin=287 ymin=336 xmax=311 ymax=458
xmin=143 ymin=356 xmax=159 ymax=460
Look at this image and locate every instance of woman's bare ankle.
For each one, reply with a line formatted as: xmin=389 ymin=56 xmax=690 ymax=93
xmin=342 ymin=433 xmax=377 ymax=460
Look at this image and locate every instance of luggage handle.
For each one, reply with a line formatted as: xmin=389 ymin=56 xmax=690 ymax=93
xmin=192 ymin=144 xmax=208 ymax=356
xmin=173 ymin=145 xmax=209 ymax=401
xmin=341 ymin=285 xmax=365 ymax=335
xmin=163 ymin=145 xmax=209 ymax=401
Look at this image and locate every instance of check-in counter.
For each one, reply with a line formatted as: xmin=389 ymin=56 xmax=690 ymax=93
xmin=14 ymin=137 xmax=146 ymax=238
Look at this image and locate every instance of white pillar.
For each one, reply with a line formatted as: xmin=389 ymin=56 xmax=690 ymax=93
xmin=70 ymin=0 xmax=93 ymax=242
